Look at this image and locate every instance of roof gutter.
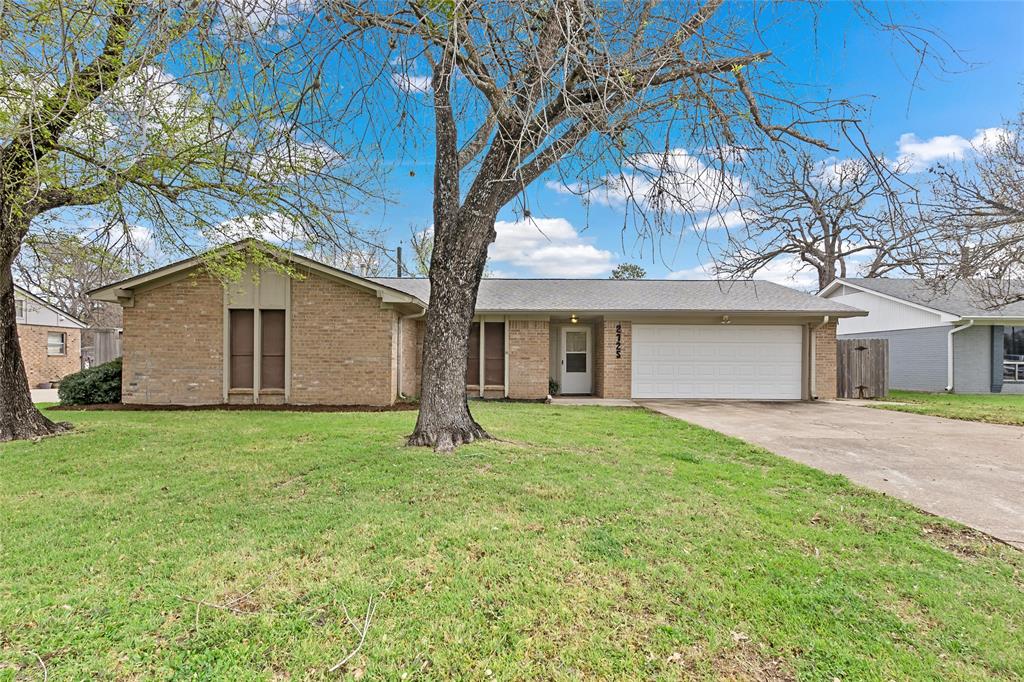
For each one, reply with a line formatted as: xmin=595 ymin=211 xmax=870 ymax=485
xmin=946 ymin=320 xmax=975 ymax=392
xmin=808 ymin=315 xmax=830 ymax=400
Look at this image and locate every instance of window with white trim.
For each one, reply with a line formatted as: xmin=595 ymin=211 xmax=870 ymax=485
xmin=1004 ymin=326 xmax=1024 ymax=382
xmin=15 ymin=298 xmax=25 ymax=321
xmin=47 ymin=332 xmax=66 ymax=356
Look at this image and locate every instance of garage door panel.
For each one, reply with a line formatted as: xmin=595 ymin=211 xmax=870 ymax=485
xmin=632 ymin=325 xmax=803 ymax=399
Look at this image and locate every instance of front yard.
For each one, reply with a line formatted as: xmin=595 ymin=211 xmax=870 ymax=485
xmin=1 ymin=404 xmax=1022 ymax=680
xmin=875 ymin=390 xmax=1024 ymax=426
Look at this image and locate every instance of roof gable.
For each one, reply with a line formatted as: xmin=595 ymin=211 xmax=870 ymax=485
xmin=14 ymin=285 xmax=87 ymax=328
xmin=88 ymin=240 xmax=426 ymax=310
xmin=822 ymin=278 xmax=1024 ymax=320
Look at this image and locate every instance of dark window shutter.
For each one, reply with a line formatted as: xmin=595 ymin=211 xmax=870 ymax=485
xmin=484 ymin=322 xmax=505 ymax=386
xmin=466 ymin=322 xmax=480 ymax=385
xmin=261 ymin=310 xmax=286 ymax=389
xmin=230 ymin=309 xmax=254 ymax=389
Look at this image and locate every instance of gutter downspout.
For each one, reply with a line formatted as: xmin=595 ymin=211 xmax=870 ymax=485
xmin=397 ymin=308 xmax=427 ymax=401
xmin=808 ymin=315 xmax=830 ymax=400
xmin=946 ymin=319 xmax=975 ymax=392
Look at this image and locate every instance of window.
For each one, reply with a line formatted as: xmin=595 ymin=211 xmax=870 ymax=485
xmin=229 ymin=309 xmax=255 ymax=389
xmin=466 ymin=323 xmax=480 ymax=385
xmin=484 ymin=322 xmax=505 ymax=385
xmin=47 ymin=332 xmax=66 ymax=356
xmin=15 ymin=299 xmax=25 ymax=321
xmin=565 ymin=330 xmax=588 ymax=373
xmin=1004 ymin=326 xmax=1024 ymax=382
xmin=260 ymin=310 xmax=286 ymax=390
xmin=465 ymin=321 xmax=506 ymax=387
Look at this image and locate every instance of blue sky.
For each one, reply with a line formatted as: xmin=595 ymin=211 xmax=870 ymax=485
xmin=359 ymin=1 xmax=1024 ymax=286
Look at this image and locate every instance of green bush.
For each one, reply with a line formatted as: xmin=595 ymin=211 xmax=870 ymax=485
xmin=58 ymin=358 xmax=122 ymax=405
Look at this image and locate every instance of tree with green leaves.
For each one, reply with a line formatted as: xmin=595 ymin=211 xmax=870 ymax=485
xmin=0 ymin=0 xmax=371 ymax=441
xmin=610 ymin=263 xmax=647 ymax=280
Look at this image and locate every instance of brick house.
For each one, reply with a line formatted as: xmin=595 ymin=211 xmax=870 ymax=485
xmin=15 ymin=285 xmax=86 ymax=388
xmin=89 ymin=241 xmax=864 ymax=406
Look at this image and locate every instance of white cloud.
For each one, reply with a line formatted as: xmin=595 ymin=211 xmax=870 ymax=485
xmin=215 ymin=212 xmax=300 ymax=245
xmin=392 ymin=73 xmax=431 ymax=94
xmin=667 ymin=256 xmax=820 ymax=290
xmin=549 ymin=148 xmax=746 ymax=216
xmin=692 ymin=209 xmax=746 ymax=231
xmin=487 ymin=217 xmax=616 ymax=277
xmin=896 ymin=127 xmax=1009 ymax=172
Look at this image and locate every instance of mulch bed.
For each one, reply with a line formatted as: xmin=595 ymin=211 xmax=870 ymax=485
xmin=48 ymin=402 xmax=419 ymax=413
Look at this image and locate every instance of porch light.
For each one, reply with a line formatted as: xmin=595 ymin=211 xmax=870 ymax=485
xmin=570 ymin=314 xmax=579 ymax=324
xmin=721 ymin=315 xmax=731 ymax=325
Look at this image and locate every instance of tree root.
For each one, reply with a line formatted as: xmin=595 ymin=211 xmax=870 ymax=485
xmin=406 ymin=422 xmax=490 ymax=452
xmin=0 ymin=410 xmax=71 ymax=443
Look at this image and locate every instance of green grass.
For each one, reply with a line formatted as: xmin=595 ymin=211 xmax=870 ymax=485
xmin=1 ymin=404 xmax=1022 ymax=680
xmin=874 ymin=390 xmax=1024 ymax=426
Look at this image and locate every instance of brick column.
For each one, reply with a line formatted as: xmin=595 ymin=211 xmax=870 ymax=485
xmin=508 ymin=319 xmax=549 ymax=399
xmin=597 ymin=319 xmax=631 ymax=398
xmin=814 ymin=320 xmax=838 ymax=400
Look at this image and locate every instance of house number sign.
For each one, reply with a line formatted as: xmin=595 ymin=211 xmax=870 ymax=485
xmin=615 ymin=323 xmax=622 ymax=359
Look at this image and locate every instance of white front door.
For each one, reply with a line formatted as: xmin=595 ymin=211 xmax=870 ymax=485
xmin=560 ymin=326 xmax=592 ymax=394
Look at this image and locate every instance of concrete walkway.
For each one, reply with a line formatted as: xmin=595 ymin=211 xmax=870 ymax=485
xmin=549 ymin=397 xmax=637 ymax=407
xmin=640 ymin=400 xmax=1024 ymax=550
xmin=31 ymin=388 xmax=60 ymax=403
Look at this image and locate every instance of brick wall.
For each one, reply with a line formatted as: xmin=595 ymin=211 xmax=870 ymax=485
xmin=122 ymin=274 xmax=224 ymax=404
xmin=595 ymin=319 xmax=632 ymax=398
xmin=592 ymin=322 xmax=604 ymax=397
xmin=399 ymin=318 xmax=424 ymax=397
xmin=508 ymin=319 xmax=549 ymax=399
xmin=814 ymin=320 xmax=838 ymax=400
xmin=289 ymin=271 xmax=397 ymax=405
xmin=17 ymin=325 xmax=81 ymax=388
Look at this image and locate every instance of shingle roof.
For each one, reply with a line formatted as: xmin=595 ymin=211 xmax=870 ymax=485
xmin=373 ymin=277 xmax=864 ymax=316
xmin=836 ymin=278 xmax=1024 ymax=318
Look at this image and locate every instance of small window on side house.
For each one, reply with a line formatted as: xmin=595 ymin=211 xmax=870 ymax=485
xmin=47 ymin=332 xmax=66 ymax=356
xmin=484 ymin=322 xmax=505 ymax=386
xmin=1004 ymin=326 xmax=1024 ymax=382
xmin=15 ymin=299 xmax=26 ymax=321
xmin=260 ymin=310 xmax=286 ymax=390
xmin=230 ymin=309 xmax=255 ymax=389
xmin=466 ymin=322 xmax=480 ymax=385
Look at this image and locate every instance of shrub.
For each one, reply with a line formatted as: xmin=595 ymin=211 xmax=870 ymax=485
xmin=58 ymin=358 xmax=122 ymax=405
xmin=548 ymin=378 xmax=559 ymax=396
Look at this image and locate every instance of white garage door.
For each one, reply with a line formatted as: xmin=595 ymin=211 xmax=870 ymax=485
xmin=632 ymin=325 xmax=804 ymax=399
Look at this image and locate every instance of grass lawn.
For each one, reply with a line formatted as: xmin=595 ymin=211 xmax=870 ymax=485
xmin=1 ymin=404 xmax=1022 ymax=680
xmin=874 ymin=390 xmax=1024 ymax=426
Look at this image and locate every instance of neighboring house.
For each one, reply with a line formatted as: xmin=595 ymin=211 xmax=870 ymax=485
xmin=89 ymin=241 xmax=865 ymax=406
xmin=819 ymin=278 xmax=1024 ymax=394
xmin=14 ymin=285 xmax=87 ymax=388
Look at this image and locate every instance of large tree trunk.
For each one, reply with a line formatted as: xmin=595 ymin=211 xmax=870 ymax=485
xmin=0 ymin=259 xmax=68 ymax=442
xmin=407 ymin=213 xmax=495 ymax=452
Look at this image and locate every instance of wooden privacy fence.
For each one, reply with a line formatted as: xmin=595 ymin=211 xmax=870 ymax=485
xmin=837 ymin=339 xmax=889 ymax=399
xmin=81 ymin=328 xmax=122 ymax=369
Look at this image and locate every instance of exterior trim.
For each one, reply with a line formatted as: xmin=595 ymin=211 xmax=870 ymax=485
xmin=89 ymin=239 xmax=426 ymax=311
xmin=947 ymin=320 xmax=975 ymax=392
xmin=991 ymin=325 xmax=1003 ymax=393
xmin=14 ymin=285 xmax=88 ymax=328
xmin=820 ymin=279 xmax=958 ymax=321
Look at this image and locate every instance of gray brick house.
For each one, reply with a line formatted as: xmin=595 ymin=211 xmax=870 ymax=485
xmin=819 ymin=278 xmax=1024 ymax=394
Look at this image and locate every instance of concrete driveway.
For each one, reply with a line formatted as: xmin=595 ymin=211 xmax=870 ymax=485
xmin=640 ymin=400 xmax=1024 ymax=550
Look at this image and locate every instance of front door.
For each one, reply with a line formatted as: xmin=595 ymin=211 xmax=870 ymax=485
xmin=560 ymin=327 xmax=592 ymax=394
